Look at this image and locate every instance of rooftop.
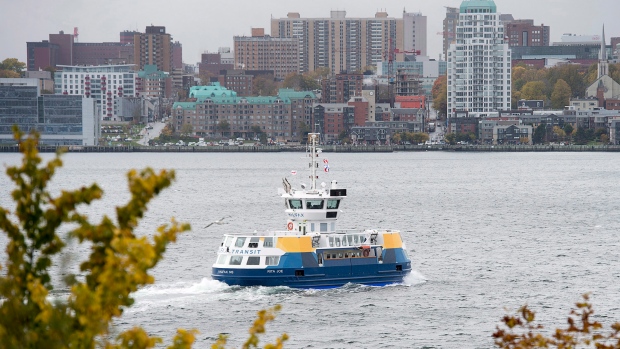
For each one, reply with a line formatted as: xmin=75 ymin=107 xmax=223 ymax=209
xmin=459 ymin=0 xmax=497 ymax=13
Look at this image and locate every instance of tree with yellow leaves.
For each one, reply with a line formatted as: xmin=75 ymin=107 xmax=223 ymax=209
xmin=0 ymin=127 xmax=287 ymax=349
xmin=494 ymin=294 xmax=620 ymax=348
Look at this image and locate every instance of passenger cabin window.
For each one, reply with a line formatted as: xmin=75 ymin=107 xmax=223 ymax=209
xmin=247 ymin=256 xmax=260 ymax=265
xmin=320 ymin=223 xmax=328 ymax=232
xmin=289 ymin=199 xmax=302 ymax=209
xmin=234 ymin=237 xmax=246 ymax=247
xmin=249 ymin=237 xmax=259 ymax=248
xmin=224 ymin=236 xmax=234 ymax=248
xmin=263 ymin=237 xmax=275 ymax=247
xmin=230 ymin=256 xmax=243 ymax=265
xmin=327 ymin=199 xmax=340 ymax=209
xmin=306 ymin=199 xmax=324 ymax=209
xmin=217 ymin=255 xmax=228 ymax=264
xmin=266 ymin=256 xmax=280 ymax=266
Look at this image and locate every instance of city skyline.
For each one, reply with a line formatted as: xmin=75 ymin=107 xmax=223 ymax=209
xmin=1 ymin=0 xmax=618 ymax=66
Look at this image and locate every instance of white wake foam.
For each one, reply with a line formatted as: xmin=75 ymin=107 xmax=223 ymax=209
xmin=405 ymin=270 xmax=428 ymax=286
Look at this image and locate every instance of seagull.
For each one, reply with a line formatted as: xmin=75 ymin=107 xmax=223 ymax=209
xmin=204 ymin=216 xmax=229 ymax=229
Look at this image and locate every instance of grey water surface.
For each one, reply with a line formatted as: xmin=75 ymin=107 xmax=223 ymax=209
xmin=1 ymin=151 xmax=619 ymax=348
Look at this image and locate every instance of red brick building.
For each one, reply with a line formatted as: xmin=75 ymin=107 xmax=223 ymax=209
xmin=504 ymin=19 xmax=550 ymax=47
xmin=321 ymin=72 xmax=363 ymax=103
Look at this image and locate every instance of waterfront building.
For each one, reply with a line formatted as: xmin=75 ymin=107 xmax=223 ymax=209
xmin=446 ymin=0 xmax=512 ymax=120
xmin=233 ymin=28 xmax=299 ymax=80
xmin=0 ymin=81 xmax=99 ymax=145
xmin=171 ymin=83 xmax=316 ymax=141
xmin=271 ymin=10 xmax=426 ymax=74
xmin=350 ymin=121 xmax=419 ymax=145
xmin=54 ymin=64 xmax=138 ymax=121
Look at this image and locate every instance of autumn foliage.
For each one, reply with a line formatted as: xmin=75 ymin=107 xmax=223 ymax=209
xmin=0 ymin=127 xmax=287 ymax=348
xmin=494 ymin=294 xmax=620 ymax=348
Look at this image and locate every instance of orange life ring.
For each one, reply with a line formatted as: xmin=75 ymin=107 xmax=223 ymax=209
xmin=287 ymin=222 xmax=294 ymax=230
xmin=363 ymin=248 xmax=370 ymax=257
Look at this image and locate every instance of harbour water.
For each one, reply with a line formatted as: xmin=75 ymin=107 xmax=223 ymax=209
xmin=1 ymin=151 xmax=620 ymax=348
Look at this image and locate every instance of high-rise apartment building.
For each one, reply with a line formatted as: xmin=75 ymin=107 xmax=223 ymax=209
xmin=271 ymin=10 xmax=426 ymax=74
xmin=403 ymin=11 xmax=428 ymax=57
xmin=233 ymin=28 xmax=299 ymax=80
xmin=504 ymin=19 xmax=550 ymax=47
xmin=133 ymin=26 xmax=173 ymax=72
xmin=443 ymin=7 xmax=459 ymax=60
xmin=447 ymin=0 xmax=511 ymax=119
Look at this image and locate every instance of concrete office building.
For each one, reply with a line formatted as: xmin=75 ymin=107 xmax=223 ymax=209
xmin=234 ymin=28 xmax=299 ymax=80
xmin=447 ymin=0 xmax=511 ymax=120
xmin=0 ymin=81 xmax=99 ymax=145
xmin=402 ymin=11 xmax=428 ymax=57
xmin=271 ymin=10 xmax=426 ymax=74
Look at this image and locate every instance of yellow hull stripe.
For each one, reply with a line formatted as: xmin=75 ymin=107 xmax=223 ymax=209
xmin=276 ymin=236 xmax=314 ymax=252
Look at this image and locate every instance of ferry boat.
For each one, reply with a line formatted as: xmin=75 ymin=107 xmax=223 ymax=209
xmin=211 ymin=133 xmax=412 ymax=288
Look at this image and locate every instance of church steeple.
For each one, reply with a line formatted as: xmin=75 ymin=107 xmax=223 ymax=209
xmin=598 ymin=24 xmax=608 ymax=78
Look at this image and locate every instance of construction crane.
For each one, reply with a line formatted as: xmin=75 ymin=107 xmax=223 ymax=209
xmin=383 ymin=40 xmax=421 ymax=107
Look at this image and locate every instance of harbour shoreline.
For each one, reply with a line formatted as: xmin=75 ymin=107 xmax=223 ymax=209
xmin=3 ymin=144 xmax=620 ymax=153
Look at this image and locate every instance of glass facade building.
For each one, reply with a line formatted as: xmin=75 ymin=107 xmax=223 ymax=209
xmin=0 ymin=85 xmax=98 ymax=145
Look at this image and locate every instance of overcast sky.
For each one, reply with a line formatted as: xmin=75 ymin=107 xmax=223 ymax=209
xmin=1 ymin=0 xmax=617 ymax=65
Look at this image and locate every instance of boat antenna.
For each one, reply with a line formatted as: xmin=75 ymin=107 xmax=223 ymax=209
xmin=308 ymin=133 xmax=319 ymax=190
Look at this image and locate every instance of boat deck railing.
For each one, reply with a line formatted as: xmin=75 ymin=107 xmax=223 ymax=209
xmin=224 ymin=228 xmax=400 ymax=237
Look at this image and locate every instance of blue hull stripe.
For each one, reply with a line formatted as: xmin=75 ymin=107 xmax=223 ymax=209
xmin=212 ymin=263 xmax=412 ymax=288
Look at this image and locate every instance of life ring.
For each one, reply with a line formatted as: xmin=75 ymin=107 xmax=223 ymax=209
xmin=363 ymin=248 xmax=370 ymax=257
xmin=287 ymin=222 xmax=294 ymax=230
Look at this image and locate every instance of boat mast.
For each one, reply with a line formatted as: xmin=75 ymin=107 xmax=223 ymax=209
xmin=308 ymin=133 xmax=319 ymax=190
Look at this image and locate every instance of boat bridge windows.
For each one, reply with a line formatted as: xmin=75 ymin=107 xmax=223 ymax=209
xmin=288 ymin=199 xmax=302 ymax=209
xmin=326 ymin=199 xmax=340 ymax=209
xmin=287 ymin=198 xmax=340 ymax=216
xmin=306 ymin=199 xmax=324 ymax=209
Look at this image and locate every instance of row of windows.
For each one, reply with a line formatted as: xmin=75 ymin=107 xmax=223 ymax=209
xmin=287 ymin=199 xmax=340 ymax=210
xmin=216 ymin=255 xmax=280 ymax=266
xmin=222 ymin=236 xmax=275 ymax=249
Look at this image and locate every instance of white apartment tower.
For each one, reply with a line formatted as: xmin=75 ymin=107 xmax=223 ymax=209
xmin=447 ymin=0 xmax=511 ymax=119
